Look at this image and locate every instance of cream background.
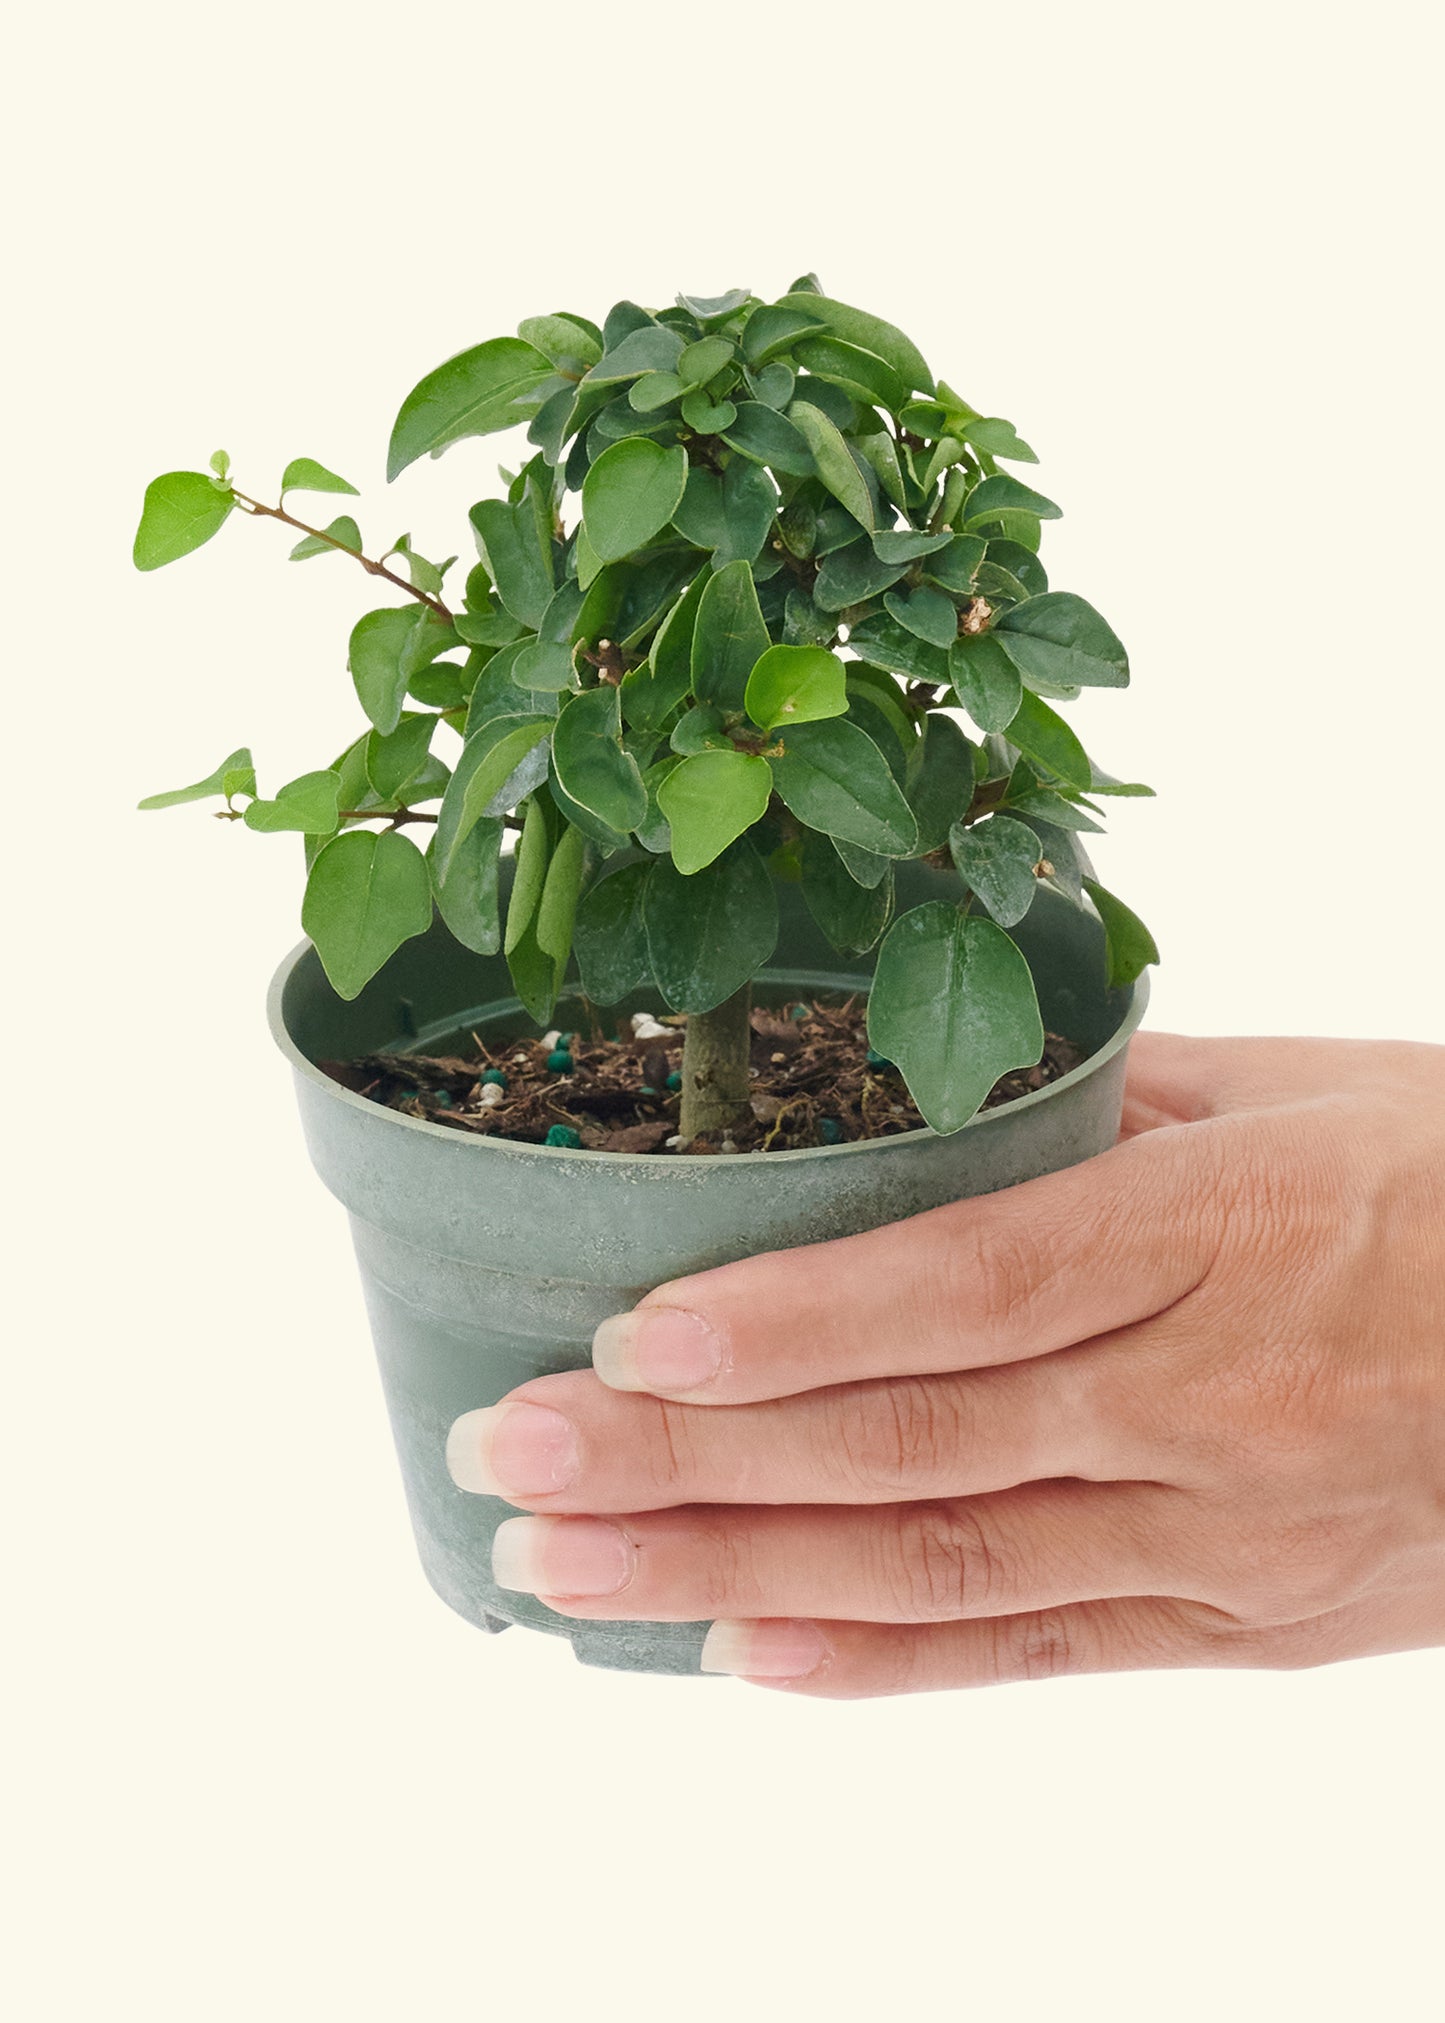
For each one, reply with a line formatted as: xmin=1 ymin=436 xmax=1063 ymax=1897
xmin=6 ymin=3 xmax=1442 ymax=2018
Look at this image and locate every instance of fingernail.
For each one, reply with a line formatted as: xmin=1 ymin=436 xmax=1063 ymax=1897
xmin=446 ymin=1403 xmax=579 ymax=1498
xmin=491 ymin=1516 xmax=635 ymax=1597
xmin=591 ymin=1307 xmax=723 ymax=1393
xmin=700 ymin=1619 xmax=832 ymax=1680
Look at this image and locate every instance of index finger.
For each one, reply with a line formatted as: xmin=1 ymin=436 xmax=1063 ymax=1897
xmin=590 ymin=1119 xmax=1224 ymax=1403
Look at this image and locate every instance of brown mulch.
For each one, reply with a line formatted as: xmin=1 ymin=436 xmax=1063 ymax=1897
xmin=319 ymin=998 xmax=1083 ymax=1155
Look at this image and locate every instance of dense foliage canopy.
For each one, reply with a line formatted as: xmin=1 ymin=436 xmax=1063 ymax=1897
xmin=135 ymin=278 xmax=1157 ymax=1133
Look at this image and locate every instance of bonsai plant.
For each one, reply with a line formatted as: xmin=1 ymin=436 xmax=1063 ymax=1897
xmin=134 ymin=278 xmax=1158 ymax=1673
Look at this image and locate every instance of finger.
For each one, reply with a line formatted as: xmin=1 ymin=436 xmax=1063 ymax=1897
xmin=487 ymin=1480 xmax=1193 ymax=1626
xmin=590 ymin=1124 xmax=1223 ymax=1404
xmin=1117 ymin=1029 xmax=1414 ymax=1138
xmin=1117 ymin=1030 xmax=1223 ymax=1137
xmin=693 ymin=1597 xmax=1268 ymax=1698
xmin=447 ymin=1346 xmax=1143 ymax=1513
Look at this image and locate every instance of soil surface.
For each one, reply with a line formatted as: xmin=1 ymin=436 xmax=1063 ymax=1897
xmin=319 ymin=999 xmax=1084 ymax=1155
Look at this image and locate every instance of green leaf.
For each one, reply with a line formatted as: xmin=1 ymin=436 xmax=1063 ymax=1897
xmin=676 ymin=288 xmax=751 ymax=323
xmin=812 ymin=538 xmax=906 ymax=613
xmin=847 ymin=612 xmax=951 ymax=687
xmin=921 ymin=434 xmax=966 ymax=491
xmin=747 ymin=361 xmax=798 ymax=410
xmin=629 ymin=372 xmax=686 ymax=412
xmin=898 ymin=400 xmax=964 ymax=440
xmin=963 ymin=474 xmax=1062 ymax=528
xmin=513 ymin=641 xmax=576 ymax=692
xmin=883 ymin=584 xmax=959 ymax=649
xmin=636 ymin=755 xmax=681 ymax=853
xmin=869 ymin=905 xmax=1043 ymax=1132
xmin=691 ymin=559 xmax=770 ymax=712
xmin=349 ymin=606 xmax=458 ymax=736
xmin=551 ymin=684 xmax=647 ymax=832
xmin=517 ymin=313 xmax=602 ymax=370
xmin=133 ymin=471 xmax=234 ymax=570
xmin=549 ymin=761 xmax=631 ymax=854
xmin=658 ymin=750 xmax=773 ymax=873
xmin=720 ymin=401 xmax=815 ymax=476
xmin=993 ymin=593 xmax=1130 ymax=690
xmin=289 ymin=515 xmax=362 ymax=560
xmin=302 ymin=829 xmax=433 ymax=1000
xmin=678 ymin=335 xmax=736 ymax=386
xmin=348 ymin=606 xmax=423 ymax=737
xmin=587 ymin=324 xmax=686 ymax=385
xmin=793 ymin=335 xmax=908 ymax=412
xmin=574 ymin=860 xmax=654 ymax=1002
xmin=469 ymin=494 xmax=554 ymax=630
xmin=435 ymin=714 xmax=553 ymax=880
xmin=1002 ymin=690 xmax=1091 ymax=788
xmin=847 ymin=666 xmax=918 ymax=756
xmin=1088 ymin=761 xmax=1155 ymax=798
xmin=674 ymin=459 xmax=778 ymax=567
xmin=948 ymin=816 xmax=1042 ymax=928
xmin=1083 ymin=880 xmax=1160 ymax=988
xmin=504 ymin=795 xmax=550 ymax=957
xmin=1014 ymin=813 xmax=1095 ymax=901
xmin=845 ymin=687 xmax=909 ymax=785
xmin=581 ymin=438 xmax=689 ymax=563
xmin=643 ymin=839 xmax=778 ymax=1013
xmin=602 ymin=301 xmax=659 ymax=347
xmin=387 ymin=336 xmax=556 ymax=479
xmin=608 ymin=555 xmax=697 ymax=654
xmin=788 ymin=400 xmax=874 ymax=530
xmin=680 ymin=391 xmax=738 ymax=434
xmin=504 ymin=804 xmax=586 ymax=1025
xmin=949 ymin=633 xmax=1024 ymax=733
xmin=280 ymin=457 xmax=358 ymax=498
xmin=364 ymin=712 xmax=436 ymax=801
xmin=528 ymin=383 xmax=579 ymax=464
xmin=782 ymin=588 xmax=835 ymax=646
xmin=465 ymin=640 xmax=555 ymax=733
xmin=1005 ymin=789 xmax=1103 ymax=833
xmin=827 ymin=840 xmax=885 ymax=892
xmin=854 ymin=432 xmax=909 ymax=511
xmin=670 ymin=702 xmax=733 ymax=755
xmin=741 ymin=303 xmax=827 ymax=363
xmin=621 ymin=568 xmax=710 ymax=735
xmin=972 ymin=561 xmax=1032 ymax=606
xmin=986 ymin=541 xmax=1048 ymax=598
xmin=905 ymin=712 xmax=977 ymax=854
xmin=777 ymin=293 xmax=934 ymax=397
xmin=387 ymin=533 xmax=450 ymax=596
xmin=801 ymin=829 xmax=893 ymax=953
xmin=920 ymin=533 xmax=987 ymax=594
xmin=429 ymin=816 xmax=502 ymax=955
xmin=769 ymin=718 xmax=918 ymax=857
xmin=960 ymin=417 xmax=1037 ymax=463
xmin=138 ymin=745 xmax=255 ymax=811
xmin=871 ymin=528 xmax=954 ymax=565
xmin=744 ymin=643 xmax=848 ymax=734
xmin=453 ymin=600 xmax=525 ymax=648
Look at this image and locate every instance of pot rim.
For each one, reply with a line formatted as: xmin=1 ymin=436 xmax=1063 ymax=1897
xmin=267 ymin=935 xmax=1149 ymax=1170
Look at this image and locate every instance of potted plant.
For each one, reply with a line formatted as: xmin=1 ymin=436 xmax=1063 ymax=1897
xmin=135 ymin=278 xmax=1157 ymax=1676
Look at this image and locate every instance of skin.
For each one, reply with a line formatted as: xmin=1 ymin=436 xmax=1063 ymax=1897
xmin=445 ymin=1033 xmax=1445 ymax=1699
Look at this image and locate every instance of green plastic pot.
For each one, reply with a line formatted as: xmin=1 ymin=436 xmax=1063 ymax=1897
xmin=268 ymin=858 xmax=1147 ymax=1676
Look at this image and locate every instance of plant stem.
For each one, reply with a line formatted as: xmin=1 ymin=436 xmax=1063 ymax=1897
xmin=230 ymin=490 xmax=454 ymax=621
xmin=679 ymin=984 xmax=755 ymax=1142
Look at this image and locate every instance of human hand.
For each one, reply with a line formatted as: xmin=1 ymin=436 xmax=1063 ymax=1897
xmin=446 ymin=1033 xmax=1445 ymax=1698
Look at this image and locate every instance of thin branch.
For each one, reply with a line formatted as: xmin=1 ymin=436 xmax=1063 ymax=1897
xmin=231 ymin=489 xmax=454 ymax=622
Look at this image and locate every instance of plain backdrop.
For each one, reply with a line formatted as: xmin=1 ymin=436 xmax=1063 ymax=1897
xmin=6 ymin=3 xmax=1442 ymax=2018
